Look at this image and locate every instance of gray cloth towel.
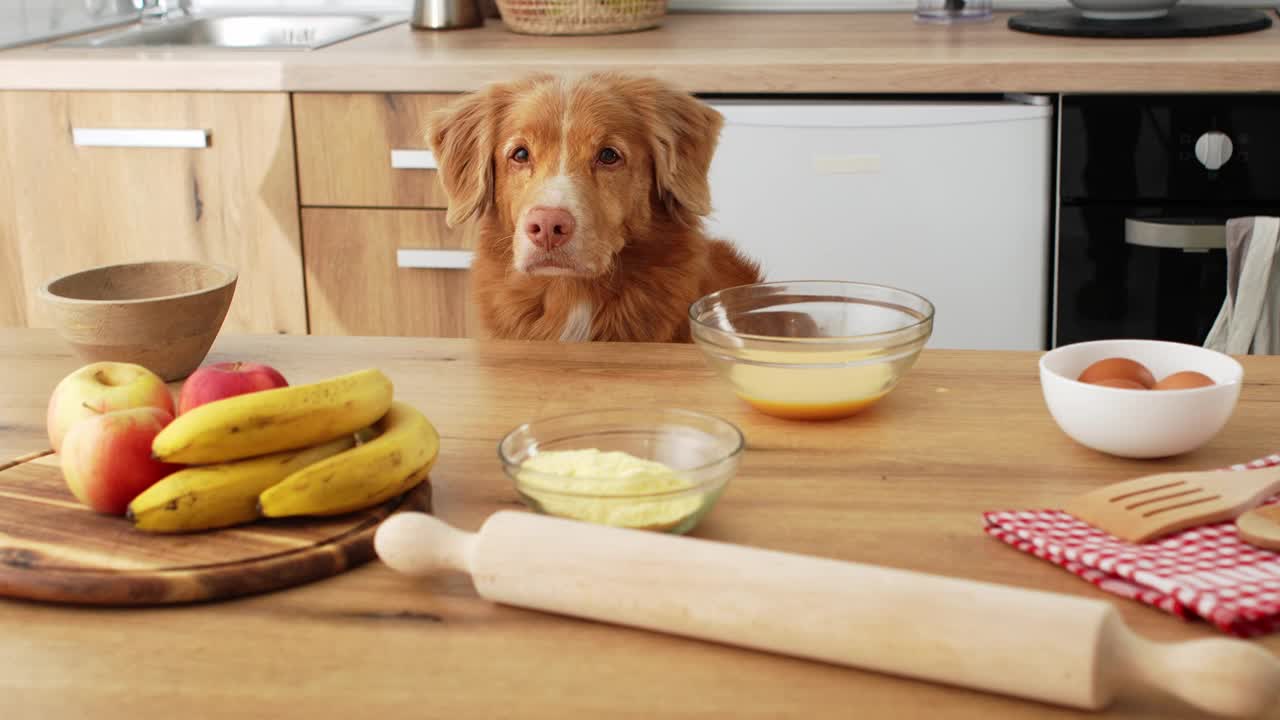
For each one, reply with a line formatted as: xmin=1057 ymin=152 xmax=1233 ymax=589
xmin=1204 ymin=216 xmax=1280 ymax=355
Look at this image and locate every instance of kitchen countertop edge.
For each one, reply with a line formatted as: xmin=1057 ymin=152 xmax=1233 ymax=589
xmin=0 ymin=12 xmax=1278 ymax=94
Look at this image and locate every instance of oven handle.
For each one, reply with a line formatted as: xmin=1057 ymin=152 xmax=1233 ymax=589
xmin=1124 ymin=218 xmax=1225 ymax=252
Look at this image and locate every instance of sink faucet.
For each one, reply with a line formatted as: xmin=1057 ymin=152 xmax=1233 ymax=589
xmin=135 ymin=0 xmax=192 ymax=23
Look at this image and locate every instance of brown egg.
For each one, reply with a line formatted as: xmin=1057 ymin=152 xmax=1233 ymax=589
xmin=1090 ymin=378 xmax=1148 ymax=390
xmin=1078 ymin=357 xmax=1156 ymax=388
xmin=1153 ymin=371 xmax=1215 ymax=390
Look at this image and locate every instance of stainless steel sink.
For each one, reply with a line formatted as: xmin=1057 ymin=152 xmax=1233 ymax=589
xmin=54 ymin=12 xmax=406 ymax=50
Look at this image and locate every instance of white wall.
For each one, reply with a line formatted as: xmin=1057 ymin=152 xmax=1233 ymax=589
xmin=0 ymin=0 xmax=129 ymax=11
xmin=0 ymin=0 xmax=133 ymax=38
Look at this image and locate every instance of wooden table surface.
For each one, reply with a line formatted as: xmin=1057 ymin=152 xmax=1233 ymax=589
xmin=2 ymin=327 xmax=1279 ymax=719
xmin=2 ymin=12 xmax=1279 ymax=93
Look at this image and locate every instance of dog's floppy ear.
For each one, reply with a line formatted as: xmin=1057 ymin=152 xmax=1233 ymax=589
xmin=426 ymin=86 xmax=502 ymax=227
xmin=645 ymin=81 xmax=725 ymax=227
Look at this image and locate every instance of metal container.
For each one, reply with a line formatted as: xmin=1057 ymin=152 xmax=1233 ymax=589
xmin=411 ymin=0 xmax=483 ymax=29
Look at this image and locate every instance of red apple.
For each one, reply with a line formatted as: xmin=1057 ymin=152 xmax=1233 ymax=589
xmin=47 ymin=362 xmax=175 ymax=453
xmin=177 ymin=361 xmax=289 ymax=415
xmin=59 ymin=406 xmax=179 ymax=515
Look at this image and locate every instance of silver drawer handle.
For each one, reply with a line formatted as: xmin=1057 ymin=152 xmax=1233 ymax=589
xmin=72 ymin=128 xmax=209 ymax=149
xmin=390 ymin=149 xmax=437 ymax=170
xmin=1124 ymin=218 xmax=1226 ymax=252
xmin=396 ymin=249 xmax=472 ymax=269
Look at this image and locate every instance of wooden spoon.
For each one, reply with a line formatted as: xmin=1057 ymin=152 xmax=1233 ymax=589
xmin=1236 ymin=504 xmax=1280 ymax=551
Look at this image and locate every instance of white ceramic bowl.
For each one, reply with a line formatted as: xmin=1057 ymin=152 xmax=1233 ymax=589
xmin=1039 ymin=339 xmax=1243 ymax=459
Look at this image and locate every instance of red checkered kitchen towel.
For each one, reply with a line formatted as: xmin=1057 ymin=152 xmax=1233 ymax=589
xmin=984 ymin=452 xmax=1280 ymax=638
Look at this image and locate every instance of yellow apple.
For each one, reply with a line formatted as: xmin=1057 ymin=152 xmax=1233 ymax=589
xmin=46 ymin=362 xmax=175 ymax=453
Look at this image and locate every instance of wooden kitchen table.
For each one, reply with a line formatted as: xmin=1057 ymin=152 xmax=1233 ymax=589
xmin=2 ymin=327 xmax=1278 ymax=719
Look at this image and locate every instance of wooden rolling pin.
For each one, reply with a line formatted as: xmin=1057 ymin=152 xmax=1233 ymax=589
xmin=374 ymin=511 xmax=1280 ymax=717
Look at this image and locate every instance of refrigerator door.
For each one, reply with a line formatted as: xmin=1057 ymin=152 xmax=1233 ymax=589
xmin=703 ymin=100 xmax=1054 ymax=350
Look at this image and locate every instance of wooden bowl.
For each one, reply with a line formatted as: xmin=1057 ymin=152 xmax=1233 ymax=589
xmin=38 ymin=261 xmax=238 ymax=382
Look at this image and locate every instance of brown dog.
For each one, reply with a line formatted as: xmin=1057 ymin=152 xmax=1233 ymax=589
xmin=426 ymin=72 xmax=762 ymax=343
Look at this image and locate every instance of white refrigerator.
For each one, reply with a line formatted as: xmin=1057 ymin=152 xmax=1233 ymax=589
xmin=703 ymin=98 xmax=1055 ymax=351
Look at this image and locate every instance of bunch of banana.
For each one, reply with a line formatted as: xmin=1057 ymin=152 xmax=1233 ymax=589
xmin=130 ymin=369 xmax=440 ymax=533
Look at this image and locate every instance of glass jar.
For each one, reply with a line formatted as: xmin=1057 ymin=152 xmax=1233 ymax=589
xmin=915 ymin=0 xmax=993 ymax=23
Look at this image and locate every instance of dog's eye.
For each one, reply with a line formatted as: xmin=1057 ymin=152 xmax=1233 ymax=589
xmin=596 ymin=147 xmax=622 ymax=166
xmin=510 ymin=147 xmax=530 ymax=163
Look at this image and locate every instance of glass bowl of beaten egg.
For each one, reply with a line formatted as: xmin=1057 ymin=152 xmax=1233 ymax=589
xmin=689 ymin=281 xmax=935 ymax=421
xmin=499 ymin=408 xmax=744 ymax=534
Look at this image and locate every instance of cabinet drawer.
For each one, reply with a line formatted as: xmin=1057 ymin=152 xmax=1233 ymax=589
xmin=0 ymin=90 xmax=306 ymax=335
xmin=293 ymin=93 xmax=460 ymax=209
xmin=302 ymin=208 xmax=477 ymax=338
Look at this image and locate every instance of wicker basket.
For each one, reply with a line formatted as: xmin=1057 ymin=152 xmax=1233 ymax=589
xmin=496 ymin=0 xmax=667 ymax=35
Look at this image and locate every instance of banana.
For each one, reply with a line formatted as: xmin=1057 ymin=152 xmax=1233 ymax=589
xmin=329 ymin=460 xmax=432 ymax=516
xmin=151 ymin=368 xmax=393 ymax=464
xmin=127 ymin=435 xmax=358 ymax=533
xmin=258 ymin=401 xmax=439 ymax=518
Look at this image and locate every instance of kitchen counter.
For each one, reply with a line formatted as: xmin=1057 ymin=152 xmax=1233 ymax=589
xmin=0 ymin=11 xmax=1279 ymax=93
xmin=2 ymin=327 xmax=1279 ymax=718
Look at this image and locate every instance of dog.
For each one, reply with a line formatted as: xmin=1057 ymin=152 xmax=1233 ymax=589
xmin=425 ymin=72 xmax=763 ymax=343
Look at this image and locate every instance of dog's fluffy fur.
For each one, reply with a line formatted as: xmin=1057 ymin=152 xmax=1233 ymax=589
xmin=426 ymin=72 xmax=762 ymax=343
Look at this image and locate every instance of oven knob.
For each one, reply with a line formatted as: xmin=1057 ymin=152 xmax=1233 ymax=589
xmin=1194 ymin=131 xmax=1234 ymax=171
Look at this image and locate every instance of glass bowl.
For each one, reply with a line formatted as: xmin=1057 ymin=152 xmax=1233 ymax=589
xmin=689 ymin=280 xmax=935 ymax=421
xmin=498 ymin=408 xmax=743 ymax=534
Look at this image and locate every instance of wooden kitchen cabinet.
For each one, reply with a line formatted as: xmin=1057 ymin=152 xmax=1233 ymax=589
xmin=292 ymin=92 xmax=459 ymax=209
xmin=0 ymin=91 xmax=307 ymax=334
xmin=302 ymin=208 xmax=477 ymax=338
xmin=294 ymin=92 xmax=477 ymax=340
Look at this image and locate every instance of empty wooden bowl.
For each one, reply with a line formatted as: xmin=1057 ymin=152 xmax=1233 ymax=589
xmin=38 ymin=261 xmax=237 ymax=382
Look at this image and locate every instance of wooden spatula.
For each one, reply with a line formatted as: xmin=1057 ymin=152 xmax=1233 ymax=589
xmin=1063 ymin=465 xmax=1280 ymax=543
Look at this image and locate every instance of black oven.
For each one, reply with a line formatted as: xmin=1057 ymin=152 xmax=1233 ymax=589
xmin=1053 ymin=94 xmax=1280 ymax=348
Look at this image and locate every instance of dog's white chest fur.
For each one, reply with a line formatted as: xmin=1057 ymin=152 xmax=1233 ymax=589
xmin=559 ymin=301 xmax=595 ymax=342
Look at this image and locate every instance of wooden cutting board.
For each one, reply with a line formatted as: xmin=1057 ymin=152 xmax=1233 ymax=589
xmin=0 ymin=449 xmax=430 ymax=606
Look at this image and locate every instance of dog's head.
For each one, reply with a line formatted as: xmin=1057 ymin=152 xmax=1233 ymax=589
xmin=426 ymin=73 xmax=724 ymax=278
